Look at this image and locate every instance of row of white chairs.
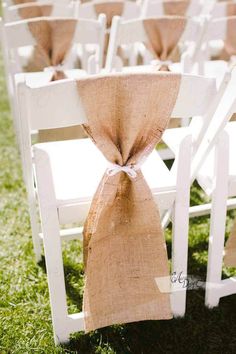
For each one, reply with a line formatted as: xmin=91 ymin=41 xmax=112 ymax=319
xmin=1 ymin=0 xmax=236 ymax=345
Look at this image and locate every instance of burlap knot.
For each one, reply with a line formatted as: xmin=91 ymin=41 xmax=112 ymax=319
xmin=219 ymin=7 xmax=236 ymax=61
xmin=76 ymin=72 xmax=181 ymax=332
xmin=163 ymin=0 xmax=190 ymax=16
xmin=143 ymin=17 xmax=186 ymax=71
xmin=23 ymin=18 xmax=87 ymax=141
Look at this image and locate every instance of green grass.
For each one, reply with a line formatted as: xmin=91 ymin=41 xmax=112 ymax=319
xmin=1 ymin=48 xmax=236 ymax=353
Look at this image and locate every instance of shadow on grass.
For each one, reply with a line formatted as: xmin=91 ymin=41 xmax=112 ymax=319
xmin=61 ymin=289 xmax=236 ymax=354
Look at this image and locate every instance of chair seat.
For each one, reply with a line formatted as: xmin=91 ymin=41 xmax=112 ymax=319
xmin=203 ymin=60 xmax=228 ymax=87
xmin=197 ymin=121 xmax=236 ymax=197
xmin=34 ymin=138 xmax=177 ymax=224
xmin=162 ymin=127 xmax=191 ymax=155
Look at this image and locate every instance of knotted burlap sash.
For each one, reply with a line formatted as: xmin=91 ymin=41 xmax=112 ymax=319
xmin=143 ymin=17 xmax=186 ymax=70
xmin=163 ymin=0 xmax=190 ymax=16
xmin=23 ymin=19 xmax=87 ymax=141
xmin=76 ymin=72 xmax=181 ymax=332
xmin=18 ymin=4 xmax=52 ymax=19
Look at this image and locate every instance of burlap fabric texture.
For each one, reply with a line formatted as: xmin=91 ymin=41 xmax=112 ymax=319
xmin=76 ymin=72 xmax=181 ymax=332
xmin=143 ymin=17 xmax=186 ymax=71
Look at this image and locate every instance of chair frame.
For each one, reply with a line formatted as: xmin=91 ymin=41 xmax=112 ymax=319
xmin=17 ymin=72 xmax=216 ymax=343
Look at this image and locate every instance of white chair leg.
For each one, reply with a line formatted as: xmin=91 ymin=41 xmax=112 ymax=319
xmin=205 ymin=132 xmax=229 ymax=308
xmin=171 ymin=134 xmax=192 ymax=316
xmin=28 ymin=197 xmax=42 ymax=262
xmin=34 ymin=148 xmax=72 ymax=344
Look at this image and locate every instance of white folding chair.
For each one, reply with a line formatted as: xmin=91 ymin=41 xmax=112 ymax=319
xmin=0 ymin=15 xmax=106 ymax=141
xmin=2 ymin=1 xmax=77 ymax=23
xmin=141 ymin=0 xmax=203 ymax=17
xmin=105 ymin=16 xmax=204 ymax=74
xmin=16 ymin=71 xmax=216 ymax=343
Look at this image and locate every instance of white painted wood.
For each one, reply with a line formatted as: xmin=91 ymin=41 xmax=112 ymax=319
xmin=171 ymin=134 xmax=192 ymax=316
xmin=24 ymin=72 xmax=216 ymax=130
xmin=205 ymin=131 xmax=229 ymax=308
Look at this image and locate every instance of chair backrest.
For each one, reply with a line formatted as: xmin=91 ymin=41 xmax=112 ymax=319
xmin=16 ymin=70 xmax=217 ymax=231
xmin=2 ymin=15 xmax=106 ymax=74
xmin=142 ymin=0 xmax=203 ymax=17
xmin=17 ymin=71 xmax=217 ymax=134
xmin=76 ymin=0 xmax=141 ymax=21
xmin=3 ymin=2 xmax=76 ymax=22
xmin=105 ymin=16 xmax=202 ymax=71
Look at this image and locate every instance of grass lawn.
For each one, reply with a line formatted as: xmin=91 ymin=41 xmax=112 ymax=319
xmin=1 ymin=43 xmax=236 ymax=354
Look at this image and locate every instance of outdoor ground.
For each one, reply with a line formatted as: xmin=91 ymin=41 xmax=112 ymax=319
xmin=1 ymin=41 xmax=236 ymax=354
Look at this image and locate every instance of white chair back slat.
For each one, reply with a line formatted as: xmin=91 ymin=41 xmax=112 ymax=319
xmin=4 ymin=19 xmax=37 ymax=48
xmin=18 ymin=73 xmax=217 ymax=131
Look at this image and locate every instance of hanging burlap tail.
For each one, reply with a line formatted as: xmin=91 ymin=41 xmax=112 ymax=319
xmin=18 ymin=4 xmax=52 ymax=19
xmin=163 ymin=1 xmax=189 ymax=16
xmin=76 ymin=72 xmax=181 ymax=332
xmin=143 ymin=17 xmax=186 ymax=71
xmin=24 ymin=18 xmax=87 ymax=141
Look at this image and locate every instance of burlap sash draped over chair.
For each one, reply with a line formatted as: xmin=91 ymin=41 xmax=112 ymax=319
xmin=24 ymin=18 xmax=87 ymax=141
xmin=76 ymin=72 xmax=181 ymax=332
xmin=143 ymin=17 xmax=186 ymax=70
xmin=163 ymin=1 xmax=189 ymax=16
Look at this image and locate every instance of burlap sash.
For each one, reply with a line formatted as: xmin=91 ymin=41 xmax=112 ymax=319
xmin=143 ymin=17 xmax=186 ymax=70
xmin=163 ymin=0 xmax=189 ymax=16
xmin=24 ymin=19 xmax=87 ymax=141
xmin=18 ymin=4 xmax=52 ymax=19
xmin=76 ymin=72 xmax=181 ymax=332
